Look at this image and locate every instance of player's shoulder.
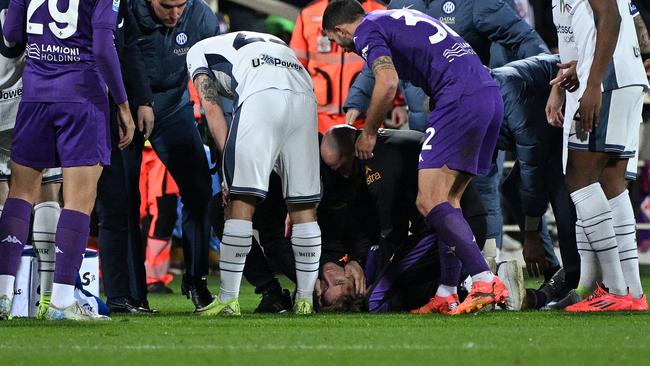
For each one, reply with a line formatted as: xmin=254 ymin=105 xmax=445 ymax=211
xmin=378 ymin=129 xmax=424 ymax=148
xmin=186 ymin=0 xmax=216 ymax=22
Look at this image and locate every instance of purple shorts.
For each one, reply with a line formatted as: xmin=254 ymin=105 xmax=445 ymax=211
xmin=12 ymin=101 xmax=111 ymax=169
xmin=419 ymin=86 xmax=503 ymax=176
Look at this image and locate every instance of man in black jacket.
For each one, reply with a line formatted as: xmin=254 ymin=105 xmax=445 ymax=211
xmin=96 ymin=1 xmax=156 ymax=314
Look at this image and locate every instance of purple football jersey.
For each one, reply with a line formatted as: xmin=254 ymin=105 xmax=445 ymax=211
xmin=17 ymin=0 xmax=118 ymax=103
xmin=354 ymin=9 xmax=496 ymax=105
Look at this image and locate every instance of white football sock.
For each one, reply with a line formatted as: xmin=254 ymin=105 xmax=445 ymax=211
xmin=575 ymin=219 xmax=600 ymax=298
xmin=33 ymin=202 xmax=60 ymax=298
xmin=471 ymin=270 xmax=494 ymax=283
xmin=219 ymin=219 xmax=252 ymax=302
xmin=609 ymin=190 xmax=643 ymax=298
xmin=292 ymin=222 xmax=321 ymax=303
xmin=51 ymin=282 xmax=75 ymax=308
xmin=435 ymin=284 xmax=457 ymax=297
xmin=0 ymin=274 xmax=15 ymax=298
xmin=571 ymin=183 xmax=626 ymax=295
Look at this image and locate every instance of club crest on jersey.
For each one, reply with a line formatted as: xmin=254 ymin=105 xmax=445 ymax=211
xmin=112 ymin=0 xmax=120 ymax=11
xmin=442 ymin=1 xmax=455 ymax=14
xmin=629 ymin=1 xmax=638 ymax=15
xmin=176 ymin=32 xmax=188 ymax=46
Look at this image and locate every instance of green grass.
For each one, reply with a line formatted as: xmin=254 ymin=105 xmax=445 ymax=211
xmin=2 ymin=272 xmax=650 ymax=366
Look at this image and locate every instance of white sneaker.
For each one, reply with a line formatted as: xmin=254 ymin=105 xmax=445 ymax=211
xmin=45 ymin=301 xmax=110 ymax=321
xmin=497 ymin=260 xmax=525 ymax=311
xmin=0 ymin=295 xmax=12 ymax=320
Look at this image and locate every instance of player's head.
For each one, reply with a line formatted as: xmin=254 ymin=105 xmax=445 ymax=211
xmin=149 ymin=0 xmax=187 ymax=28
xmin=322 ymin=0 xmax=366 ymax=52
xmin=317 ymin=262 xmax=363 ymax=312
xmin=321 ymin=125 xmax=357 ymax=178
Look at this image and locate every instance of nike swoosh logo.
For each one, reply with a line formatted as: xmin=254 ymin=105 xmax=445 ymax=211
xmin=118 ymin=19 xmax=125 ymax=29
xmin=569 ymin=133 xmax=577 ymax=137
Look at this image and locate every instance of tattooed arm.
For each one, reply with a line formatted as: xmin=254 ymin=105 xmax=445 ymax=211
xmin=355 ymin=56 xmax=399 ymax=160
xmin=194 ymin=74 xmax=229 ymax=153
xmin=634 ymin=12 xmax=650 ymax=54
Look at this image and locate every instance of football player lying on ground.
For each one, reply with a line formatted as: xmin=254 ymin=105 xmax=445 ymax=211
xmin=319 ymin=126 xmax=493 ymax=313
xmin=322 ymin=1 xmax=508 ymax=314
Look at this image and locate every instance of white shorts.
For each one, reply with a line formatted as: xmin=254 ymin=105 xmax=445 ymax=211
xmin=222 ymin=89 xmax=320 ymax=204
xmin=564 ymin=86 xmax=644 ymax=179
xmin=0 ymin=95 xmax=62 ymax=183
xmin=567 ymin=86 xmax=643 ymax=157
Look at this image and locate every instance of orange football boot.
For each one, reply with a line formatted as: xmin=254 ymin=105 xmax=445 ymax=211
xmin=565 ymin=284 xmax=632 ymax=312
xmin=451 ymin=276 xmax=509 ymax=315
xmin=410 ymin=294 xmax=459 ymax=315
xmin=629 ymin=294 xmax=648 ymax=311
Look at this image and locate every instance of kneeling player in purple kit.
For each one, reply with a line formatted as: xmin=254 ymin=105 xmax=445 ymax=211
xmin=322 ymin=0 xmax=507 ymax=314
xmin=0 ymin=0 xmax=135 ymax=320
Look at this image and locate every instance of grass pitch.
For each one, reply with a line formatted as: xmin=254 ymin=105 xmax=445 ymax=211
xmin=2 ymin=271 xmax=650 ymax=366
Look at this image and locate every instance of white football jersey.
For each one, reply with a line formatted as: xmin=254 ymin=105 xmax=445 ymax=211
xmin=187 ymin=32 xmax=314 ymax=107
xmin=552 ymin=0 xmax=649 ymax=97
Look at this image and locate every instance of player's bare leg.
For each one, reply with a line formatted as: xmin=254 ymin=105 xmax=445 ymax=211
xmin=201 ymin=195 xmax=256 ymax=316
xmin=0 ymin=162 xmax=42 ymax=319
xmin=416 ymin=166 xmax=508 ymax=315
xmin=46 ymin=165 xmax=109 ymax=320
xmin=564 ymin=151 xmax=631 ymax=312
xmin=287 ymin=203 xmax=321 ymax=315
xmin=34 ymin=182 xmax=61 ymax=318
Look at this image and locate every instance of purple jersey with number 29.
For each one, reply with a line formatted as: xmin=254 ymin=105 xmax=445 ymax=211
xmin=19 ymin=0 xmax=118 ymax=103
xmin=353 ymin=9 xmax=496 ymax=105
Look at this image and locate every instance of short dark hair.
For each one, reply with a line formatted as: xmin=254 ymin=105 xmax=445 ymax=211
xmin=319 ymin=294 xmax=365 ymax=313
xmin=322 ymin=0 xmax=366 ymax=31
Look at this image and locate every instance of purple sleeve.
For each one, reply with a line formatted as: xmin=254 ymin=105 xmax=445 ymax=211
xmin=3 ymin=0 xmax=26 ymax=44
xmin=92 ymin=0 xmax=119 ymax=30
xmin=354 ymin=19 xmax=392 ymax=68
xmin=93 ymin=29 xmax=128 ymax=104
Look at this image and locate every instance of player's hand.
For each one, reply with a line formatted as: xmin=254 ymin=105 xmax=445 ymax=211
xmin=117 ymin=103 xmax=136 ymax=150
xmin=345 ymin=108 xmax=361 ymax=126
xmin=578 ymin=84 xmax=602 ymax=133
xmin=284 ymin=214 xmax=292 ymax=239
xmin=550 ymin=61 xmax=579 ymax=92
xmin=220 ymin=181 xmax=229 ymax=208
xmin=522 ymin=231 xmax=548 ymax=278
xmin=355 ymin=131 xmax=376 ymax=160
xmin=137 ymin=105 xmax=155 ymax=139
xmin=545 ymin=87 xmax=565 ymax=128
xmin=390 ymin=106 xmax=408 ymax=129
xmin=645 ymin=59 xmax=650 ymax=78
xmin=345 ymin=260 xmax=366 ymax=297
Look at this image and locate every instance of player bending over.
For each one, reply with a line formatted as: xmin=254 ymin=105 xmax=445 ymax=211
xmin=0 ymin=0 xmax=135 ymax=320
xmin=322 ymin=0 xmax=507 ymax=314
xmin=187 ymin=31 xmax=322 ymax=316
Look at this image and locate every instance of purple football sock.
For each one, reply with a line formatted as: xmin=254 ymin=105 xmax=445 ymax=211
xmin=53 ymin=209 xmax=90 ymax=286
xmin=0 ymin=198 xmax=33 ymax=276
xmin=425 ymin=202 xmax=489 ymax=276
xmin=438 ymin=239 xmax=462 ymax=287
